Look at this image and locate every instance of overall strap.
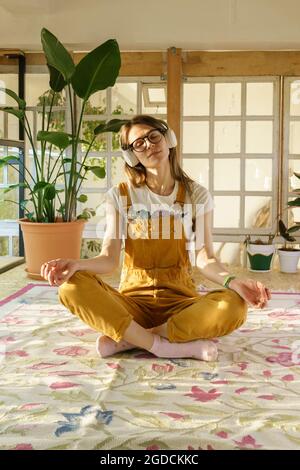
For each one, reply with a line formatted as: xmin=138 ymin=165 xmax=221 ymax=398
xmin=118 ymin=182 xmax=132 ymax=212
xmin=174 ymin=181 xmax=186 ymax=206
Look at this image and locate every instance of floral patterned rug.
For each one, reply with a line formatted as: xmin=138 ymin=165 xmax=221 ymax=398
xmin=0 ymin=284 xmax=300 ymax=450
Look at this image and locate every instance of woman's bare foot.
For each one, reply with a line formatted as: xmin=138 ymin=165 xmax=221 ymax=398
xmin=149 ymin=335 xmax=218 ymax=362
xmin=96 ymin=335 xmax=136 ymax=358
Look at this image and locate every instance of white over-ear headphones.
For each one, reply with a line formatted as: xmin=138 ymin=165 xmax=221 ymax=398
xmin=121 ymin=127 xmax=177 ymax=167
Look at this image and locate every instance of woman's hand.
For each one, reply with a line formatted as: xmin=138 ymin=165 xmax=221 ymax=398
xmin=229 ymin=278 xmax=271 ymax=308
xmin=40 ymin=258 xmax=79 ymax=286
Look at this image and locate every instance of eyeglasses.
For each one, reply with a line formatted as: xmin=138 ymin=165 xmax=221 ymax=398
xmin=128 ymin=129 xmax=164 ymax=153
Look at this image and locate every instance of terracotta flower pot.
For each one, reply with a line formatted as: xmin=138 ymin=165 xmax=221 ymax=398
xmin=19 ymin=218 xmax=86 ymax=279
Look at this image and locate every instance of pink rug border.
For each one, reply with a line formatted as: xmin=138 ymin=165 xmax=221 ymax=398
xmin=0 ymin=283 xmax=52 ymax=307
xmin=0 ymin=284 xmax=299 ymax=308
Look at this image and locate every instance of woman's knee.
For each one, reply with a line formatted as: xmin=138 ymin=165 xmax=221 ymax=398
xmin=223 ymin=289 xmax=248 ymax=326
xmin=58 ymin=270 xmax=97 ymax=306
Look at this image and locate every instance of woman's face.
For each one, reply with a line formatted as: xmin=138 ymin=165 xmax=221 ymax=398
xmin=127 ymin=124 xmax=170 ymax=168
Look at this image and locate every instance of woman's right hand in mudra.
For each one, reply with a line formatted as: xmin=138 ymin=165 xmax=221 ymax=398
xmin=40 ymin=258 xmax=78 ymax=286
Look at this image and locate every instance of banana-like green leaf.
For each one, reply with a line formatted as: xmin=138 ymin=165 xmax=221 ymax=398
xmin=0 ymin=87 xmax=26 ymax=109
xmin=294 ymin=172 xmax=300 ymax=180
xmin=3 ymin=183 xmax=26 ymax=193
xmin=0 ymin=107 xmax=24 ymax=119
xmin=287 ymin=198 xmax=300 ymax=207
xmin=287 ymin=224 xmax=300 ymax=233
xmin=37 ymin=131 xmax=70 ymax=150
xmin=0 ymin=155 xmax=21 ymax=167
xmin=94 ymin=118 xmax=128 ymax=135
xmin=87 ymin=166 xmax=106 ymax=179
xmin=47 ymin=64 xmax=67 ymax=92
xmin=71 ymin=39 xmax=121 ymax=100
xmin=41 ymin=28 xmax=75 ymax=82
xmin=279 ymin=219 xmax=296 ymax=241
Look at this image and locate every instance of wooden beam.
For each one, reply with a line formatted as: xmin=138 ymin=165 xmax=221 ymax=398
xmin=26 ymin=51 xmax=164 ymax=76
xmin=75 ymin=51 xmax=164 ymax=76
xmin=167 ymin=47 xmax=182 ymax=161
xmin=184 ymin=51 xmax=300 ymax=76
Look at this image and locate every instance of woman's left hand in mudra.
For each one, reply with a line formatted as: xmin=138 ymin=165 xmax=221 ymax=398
xmin=229 ymin=278 xmax=271 ymax=308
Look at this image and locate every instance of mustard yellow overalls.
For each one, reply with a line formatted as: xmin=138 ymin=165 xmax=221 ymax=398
xmin=58 ymin=181 xmax=247 ymax=343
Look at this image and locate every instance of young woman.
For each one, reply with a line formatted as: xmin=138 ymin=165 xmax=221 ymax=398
xmin=41 ymin=115 xmax=270 ymax=362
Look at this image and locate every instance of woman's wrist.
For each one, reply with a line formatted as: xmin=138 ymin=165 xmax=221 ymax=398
xmin=222 ymin=274 xmax=236 ymax=289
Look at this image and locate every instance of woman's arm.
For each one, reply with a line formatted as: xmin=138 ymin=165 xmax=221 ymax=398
xmin=76 ymin=209 xmax=123 ymax=274
xmin=195 ymin=210 xmax=270 ymax=308
xmin=41 ymin=209 xmax=123 ymax=285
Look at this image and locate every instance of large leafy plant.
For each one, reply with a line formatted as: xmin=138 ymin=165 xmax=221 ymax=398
xmin=0 ymin=28 xmax=127 ymax=222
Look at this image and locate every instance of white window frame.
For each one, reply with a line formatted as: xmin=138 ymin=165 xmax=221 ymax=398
xmin=182 ymin=76 xmax=280 ymax=243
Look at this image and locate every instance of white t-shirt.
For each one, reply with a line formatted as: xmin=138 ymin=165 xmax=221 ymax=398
xmin=105 ymin=180 xmax=214 ymax=255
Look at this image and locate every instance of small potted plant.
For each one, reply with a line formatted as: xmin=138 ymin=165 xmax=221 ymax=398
xmin=244 ymin=233 xmax=275 ymax=272
xmin=277 ymin=220 xmax=300 ymax=273
xmin=0 ymin=28 xmax=127 ymax=278
xmin=276 ymin=170 xmax=300 ymax=273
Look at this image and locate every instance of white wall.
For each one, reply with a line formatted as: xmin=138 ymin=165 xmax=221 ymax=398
xmin=1 ymin=0 xmax=300 ymax=51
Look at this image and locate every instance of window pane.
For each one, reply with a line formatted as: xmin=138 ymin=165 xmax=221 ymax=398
xmin=214 ymin=158 xmax=240 ymax=190
xmin=214 ymin=196 xmax=240 ymax=228
xmin=214 ymin=121 xmax=241 ymax=153
xmin=26 ymin=74 xmax=60 ymax=107
xmin=183 ymin=121 xmax=209 ymax=153
xmin=112 ymin=83 xmax=137 ymax=115
xmin=82 ymin=120 xmax=106 ymax=152
xmin=8 ymin=163 xmax=19 ymax=184
xmin=142 ymin=82 xmax=166 ymax=114
xmin=183 ymin=83 xmax=210 ymax=116
xmin=183 ymin=158 xmax=209 ymax=188
xmin=290 ymin=80 xmax=300 ymax=116
xmin=0 ymin=237 xmax=9 ymax=256
xmin=0 ymin=111 xmax=19 ymax=140
xmin=82 ymin=157 xmax=106 ymax=189
xmin=86 ymin=91 xmax=106 ymax=115
xmin=288 ymin=159 xmax=300 ymax=191
xmin=246 ymin=83 xmax=273 ymax=115
xmin=37 ymin=110 xmax=66 ymax=133
xmin=245 ymin=196 xmax=272 ymax=229
xmin=246 ymin=121 xmax=273 ymax=153
xmin=288 ymin=200 xmax=300 ymax=224
xmin=245 ymin=159 xmax=272 ymax=191
xmin=78 ymin=192 xmax=106 ymax=226
xmin=0 ymin=74 xmax=18 ymax=106
xmin=111 ymin=156 xmax=126 ymax=186
xmin=215 ymin=83 xmax=241 ymax=116
xmin=0 ymin=188 xmax=18 ymax=219
xmin=289 ymin=121 xmax=300 ymax=154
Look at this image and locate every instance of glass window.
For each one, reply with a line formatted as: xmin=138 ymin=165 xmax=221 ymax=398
xmin=245 ymin=159 xmax=272 ymax=191
xmin=112 ymin=83 xmax=137 ymax=115
xmin=214 ymin=158 xmax=240 ymax=190
xmin=183 ymin=121 xmax=209 ymax=154
xmin=214 ymin=121 xmax=241 ymax=153
xmin=246 ymin=83 xmax=273 ymax=115
xmin=183 ymin=83 xmax=210 ymax=116
xmin=246 ymin=121 xmax=273 ymax=153
xmin=214 ymin=196 xmax=240 ymax=228
xmin=215 ymin=83 xmax=241 ymax=116
xmin=183 ymin=158 xmax=209 ymax=188
xmin=245 ymin=196 xmax=272 ymax=229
